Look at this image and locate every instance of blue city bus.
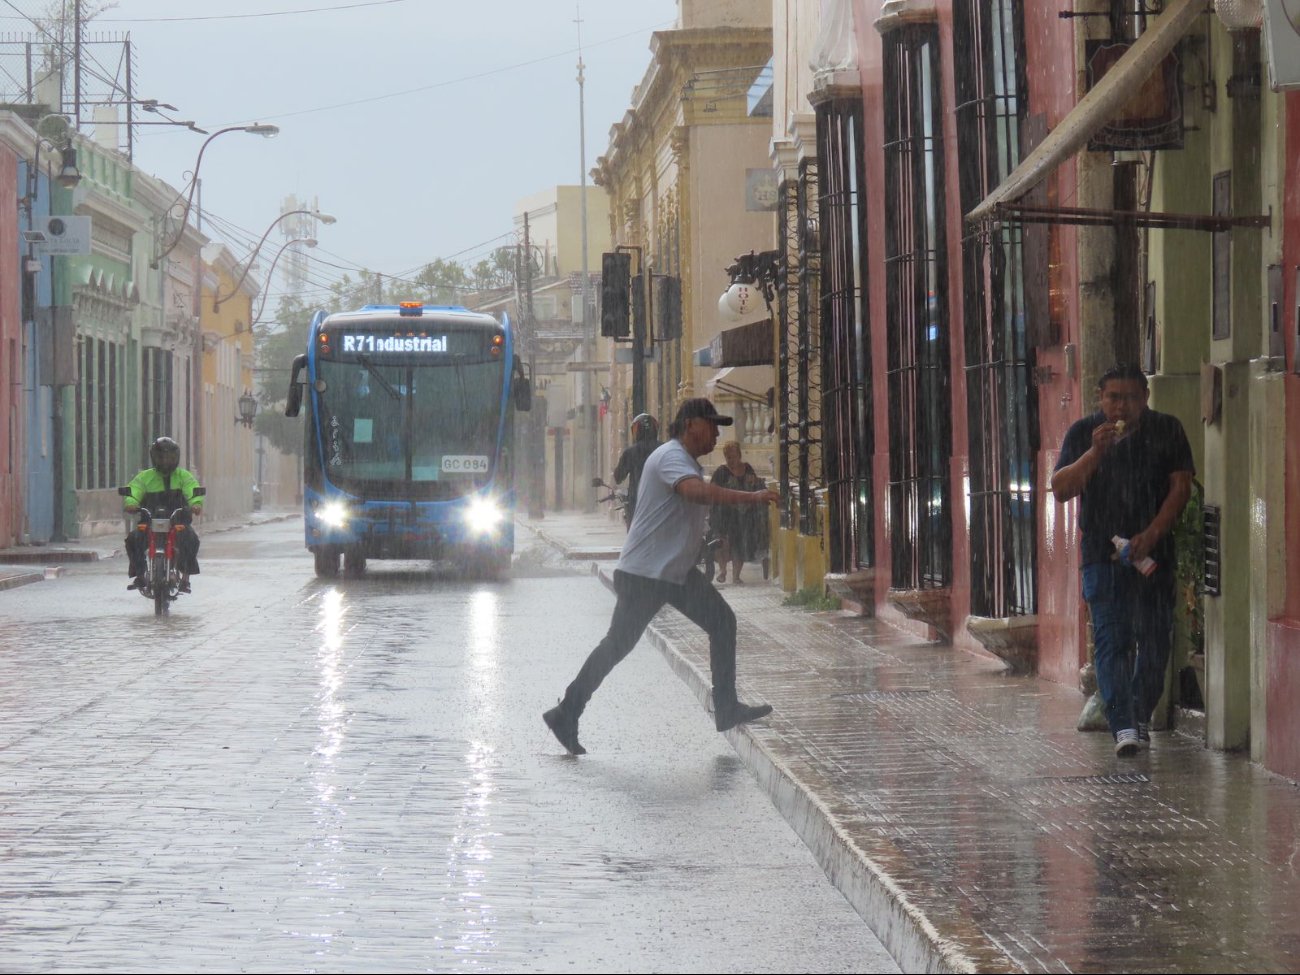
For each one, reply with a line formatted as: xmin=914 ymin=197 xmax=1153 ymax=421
xmin=285 ymin=302 xmax=531 ymax=578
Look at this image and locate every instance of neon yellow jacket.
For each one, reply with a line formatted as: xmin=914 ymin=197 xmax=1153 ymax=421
xmin=124 ymin=467 xmax=203 ymax=510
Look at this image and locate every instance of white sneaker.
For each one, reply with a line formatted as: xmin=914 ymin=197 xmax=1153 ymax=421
xmin=1114 ymin=728 xmax=1141 ymax=757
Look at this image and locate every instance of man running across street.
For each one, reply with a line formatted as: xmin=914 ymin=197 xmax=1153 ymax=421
xmin=544 ymin=397 xmax=780 ymax=755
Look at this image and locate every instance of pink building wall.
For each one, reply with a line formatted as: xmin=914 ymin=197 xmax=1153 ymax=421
xmin=854 ymin=2 xmax=1086 ymax=675
xmin=1265 ymin=91 xmax=1300 ymax=781
xmin=1022 ymin=1 xmax=1087 ymax=688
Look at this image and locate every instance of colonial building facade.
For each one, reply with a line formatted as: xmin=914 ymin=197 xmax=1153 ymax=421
xmin=745 ymin=0 xmax=1300 ymax=782
xmin=592 ymin=3 xmax=776 ymax=484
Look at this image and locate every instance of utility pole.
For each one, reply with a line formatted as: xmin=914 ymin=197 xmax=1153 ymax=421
xmin=577 ymin=5 xmax=596 ymax=513
xmin=522 ymin=212 xmax=544 ymax=518
xmin=73 ymin=0 xmax=81 ymax=127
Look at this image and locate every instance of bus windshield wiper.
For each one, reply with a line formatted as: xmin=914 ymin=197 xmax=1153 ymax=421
xmin=357 ymin=354 xmax=401 ymax=400
xmin=452 ymin=355 xmax=470 ymax=414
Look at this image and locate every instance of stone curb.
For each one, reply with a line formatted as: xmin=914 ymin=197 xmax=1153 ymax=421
xmin=525 ymin=521 xmax=621 ymax=561
xmin=0 ymin=513 xmax=301 ymax=595
xmin=0 ymin=549 xmax=102 ymax=564
xmin=587 ymin=561 xmax=984 ymax=974
xmin=0 ymin=568 xmax=44 ymax=591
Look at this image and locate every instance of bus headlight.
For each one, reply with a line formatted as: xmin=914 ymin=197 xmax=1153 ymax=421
xmin=318 ymin=501 xmax=350 ymax=529
xmin=464 ymin=496 xmax=504 ymax=535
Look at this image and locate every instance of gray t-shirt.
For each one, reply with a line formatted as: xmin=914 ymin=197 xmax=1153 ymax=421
xmin=616 ymin=439 xmax=708 ymax=584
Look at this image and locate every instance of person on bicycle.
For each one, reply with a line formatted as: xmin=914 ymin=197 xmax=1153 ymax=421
xmin=123 ymin=437 xmax=203 ymax=592
xmin=612 ymin=413 xmax=661 ymax=527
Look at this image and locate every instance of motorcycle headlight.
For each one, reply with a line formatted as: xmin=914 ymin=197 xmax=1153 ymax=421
xmin=318 ymin=501 xmax=349 ymax=529
xmin=464 ymin=496 xmax=504 ymax=535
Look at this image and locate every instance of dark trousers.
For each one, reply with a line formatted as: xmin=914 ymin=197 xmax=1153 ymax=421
xmin=1083 ymin=561 xmax=1174 ymax=735
xmin=562 ymin=568 xmax=737 ymax=716
xmin=125 ymin=515 xmax=200 ymax=577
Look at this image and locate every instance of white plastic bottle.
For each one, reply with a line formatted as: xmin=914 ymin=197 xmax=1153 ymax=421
xmin=1112 ymin=535 xmax=1156 ymax=577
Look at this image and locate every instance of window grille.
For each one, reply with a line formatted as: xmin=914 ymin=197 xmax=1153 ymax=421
xmin=817 ymin=97 xmax=874 ymax=571
xmin=74 ymin=337 xmax=85 ymax=490
xmin=143 ymin=347 xmax=174 ymax=453
xmin=883 ymin=25 xmax=952 ymax=590
xmin=108 ymin=341 xmax=118 ymax=487
xmin=954 ymin=0 xmax=1038 ymax=617
xmin=777 ymin=160 xmax=823 ymax=537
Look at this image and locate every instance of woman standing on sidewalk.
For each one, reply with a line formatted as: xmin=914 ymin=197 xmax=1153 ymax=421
xmin=709 ymin=440 xmax=769 ymax=584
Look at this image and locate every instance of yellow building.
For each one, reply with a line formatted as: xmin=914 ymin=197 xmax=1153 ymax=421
xmin=198 ymin=244 xmax=258 ymax=520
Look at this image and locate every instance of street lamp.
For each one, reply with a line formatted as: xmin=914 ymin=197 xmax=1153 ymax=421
xmin=212 ymin=209 xmax=335 ymax=312
xmin=718 ymin=250 xmax=780 ymax=322
xmin=236 ymin=389 xmax=258 ymax=428
xmin=151 ymin=122 xmax=280 ymax=268
xmin=249 ymin=236 xmax=318 ymax=326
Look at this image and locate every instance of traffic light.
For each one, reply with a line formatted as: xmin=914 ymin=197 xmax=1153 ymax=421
xmin=631 ymin=272 xmax=645 ymax=345
xmin=654 ymin=274 xmax=681 ymax=341
xmin=600 ymin=252 xmax=631 ymax=338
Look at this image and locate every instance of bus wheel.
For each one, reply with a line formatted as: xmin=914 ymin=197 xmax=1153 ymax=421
xmin=464 ymin=547 xmax=510 ymax=580
xmin=343 ymin=549 xmax=367 ymax=577
xmin=314 ymin=547 xmax=341 ymax=578
xmin=486 ymin=547 xmax=512 ymax=578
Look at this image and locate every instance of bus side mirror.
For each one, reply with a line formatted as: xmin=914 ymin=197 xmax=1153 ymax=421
xmin=514 ymin=376 xmax=532 ymax=412
xmin=512 ymin=355 xmax=532 ymax=411
xmin=285 ymin=353 xmax=307 ymax=417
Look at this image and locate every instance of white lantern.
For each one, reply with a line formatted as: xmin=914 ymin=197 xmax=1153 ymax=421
xmin=721 ymin=282 xmax=757 ymax=320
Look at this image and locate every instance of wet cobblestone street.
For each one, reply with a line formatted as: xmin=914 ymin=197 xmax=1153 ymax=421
xmin=0 ymin=519 xmax=894 ymax=973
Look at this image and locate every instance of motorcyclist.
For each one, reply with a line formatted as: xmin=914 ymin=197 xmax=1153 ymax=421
xmin=123 ymin=437 xmax=203 ymax=593
xmin=612 ymin=413 xmax=661 ymax=527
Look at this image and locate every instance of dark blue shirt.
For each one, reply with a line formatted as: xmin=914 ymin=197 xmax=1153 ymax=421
xmin=613 ymin=438 xmax=661 ymax=517
xmin=1054 ymin=408 xmax=1195 ymax=571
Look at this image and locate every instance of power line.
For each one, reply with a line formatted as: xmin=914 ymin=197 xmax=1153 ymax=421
xmin=86 ymin=0 xmax=418 ymax=23
xmin=0 ymin=0 xmax=134 ymax=107
xmin=191 ymin=205 xmax=521 ymax=298
xmin=213 ymin=20 xmax=672 ymax=125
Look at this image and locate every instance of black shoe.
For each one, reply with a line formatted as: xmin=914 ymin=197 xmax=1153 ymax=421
xmin=543 ymin=703 xmax=586 ymax=755
xmin=178 ymin=580 xmax=191 ymax=594
xmin=714 ymin=699 xmax=773 ymax=732
xmin=128 ymin=575 xmax=146 ymax=591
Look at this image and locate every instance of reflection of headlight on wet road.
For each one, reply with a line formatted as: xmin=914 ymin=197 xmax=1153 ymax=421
xmin=464 ymin=496 xmax=504 ymax=535
xmin=318 ymin=501 xmax=349 ymax=528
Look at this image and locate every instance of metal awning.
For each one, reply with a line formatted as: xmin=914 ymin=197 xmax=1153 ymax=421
xmin=705 ymin=365 xmax=773 ymax=405
xmin=966 ymin=0 xmax=1203 ymax=224
xmin=708 ymin=317 xmax=773 ymax=368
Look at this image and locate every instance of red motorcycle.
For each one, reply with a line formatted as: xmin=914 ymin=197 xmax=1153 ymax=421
xmin=118 ymin=485 xmax=205 ymax=616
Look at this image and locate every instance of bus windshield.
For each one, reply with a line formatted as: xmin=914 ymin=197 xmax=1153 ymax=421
xmin=314 ymin=355 xmax=505 ymax=500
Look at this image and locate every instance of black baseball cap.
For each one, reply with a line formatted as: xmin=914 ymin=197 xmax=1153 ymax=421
xmin=673 ymin=397 xmax=733 ymax=426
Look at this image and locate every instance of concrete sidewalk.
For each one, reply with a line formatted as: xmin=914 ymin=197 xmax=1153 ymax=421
xmin=528 ymin=510 xmax=1300 ymax=974
xmin=0 ymin=509 xmax=300 ymax=593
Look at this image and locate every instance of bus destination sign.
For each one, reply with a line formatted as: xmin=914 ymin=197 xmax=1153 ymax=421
xmin=339 ymin=333 xmax=449 ymax=354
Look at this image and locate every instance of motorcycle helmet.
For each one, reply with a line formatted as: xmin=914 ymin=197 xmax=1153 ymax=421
xmin=630 ymin=413 xmax=659 ymax=442
xmin=149 ymin=436 xmax=181 ymax=475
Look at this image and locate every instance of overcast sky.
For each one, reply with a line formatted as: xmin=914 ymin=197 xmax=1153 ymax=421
xmin=9 ymin=0 xmax=679 ymax=302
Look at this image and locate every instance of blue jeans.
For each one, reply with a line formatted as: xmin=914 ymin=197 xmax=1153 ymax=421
xmin=1083 ymin=562 xmax=1175 ymax=736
